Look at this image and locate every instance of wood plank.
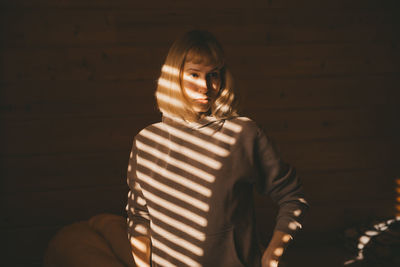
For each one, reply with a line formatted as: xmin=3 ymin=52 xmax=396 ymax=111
xmin=255 ymin=195 xmax=395 ymax=237
xmin=0 ymin=0 xmax=251 ymax=9
xmin=0 ymin=0 xmax=396 ymax=9
xmin=251 ymin=106 xmax=393 ymax=140
xmin=1 ymin=9 xmax=398 ymax=47
xmin=0 ymin=80 xmax=159 ymax=119
xmin=1 ymin=75 xmax=397 ymax=119
xmin=253 ymin=0 xmax=400 ymax=9
xmin=1 ymin=43 xmax=398 ymax=81
xmin=1 ymin=151 xmax=395 ymax=195
xmin=237 ymin=75 xmax=396 ymax=110
xmin=0 ymin=137 xmax=396 ymax=178
xmin=0 ymin=151 xmax=129 ymax=193
xmin=277 ymin=138 xmax=395 ymax=172
xmin=226 ymin=44 xmax=399 ymax=79
xmin=0 ymin=46 xmax=166 ymax=81
xmin=0 ymin=106 xmax=394 ymax=157
xmin=298 ymin=168 xmax=396 ymax=203
xmin=2 ymin=183 xmax=394 ymax=233
xmin=1 ymin=185 xmax=128 ymax=228
xmin=0 ymin=115 xmax=157 ymax=155
xmin=4 ymin=225 xmax=63 ymax=266
xmin=305 ymin=199 xmax=395 ymax=234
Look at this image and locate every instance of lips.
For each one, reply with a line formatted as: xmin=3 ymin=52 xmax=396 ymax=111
xmin=195 ymin=98 xmax=209 ymax=104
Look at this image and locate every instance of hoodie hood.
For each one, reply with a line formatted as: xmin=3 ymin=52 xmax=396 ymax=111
xmin=162 ymin=113 xmax=230 ymax=131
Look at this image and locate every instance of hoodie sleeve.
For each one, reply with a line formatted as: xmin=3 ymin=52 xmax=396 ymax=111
xmin=254 ymin=127 xmax=309 ymax=237
xmin=126 ymin=138 xmax=151 ymax=241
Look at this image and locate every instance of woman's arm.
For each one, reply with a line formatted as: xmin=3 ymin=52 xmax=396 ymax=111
xmin=130 ymin=236 xmax=151 ymax=267
xmin=126 ymin=138 xmax=152 ymax=266
xmin=254 ymin=127 xmax=309 ymax=265
xmin=261 ymin=230 xmax=292 ymax=267
xmin=254 ymin=127 xmax=309 ymax=235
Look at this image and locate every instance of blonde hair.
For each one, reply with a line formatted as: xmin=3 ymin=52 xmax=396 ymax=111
xmin=155 ymin=30 xmax=238 ymax=122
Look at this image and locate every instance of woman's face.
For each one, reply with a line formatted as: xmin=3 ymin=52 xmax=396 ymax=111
xmin=181 ymin=61 xmax=221 ymax=114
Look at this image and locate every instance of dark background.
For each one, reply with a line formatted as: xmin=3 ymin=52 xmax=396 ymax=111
xmin=1 ymin=0 xmax=399 ymax=266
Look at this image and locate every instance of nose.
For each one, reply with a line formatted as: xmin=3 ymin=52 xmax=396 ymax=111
xmin=195 ymin=78 xmax=208 ymax=94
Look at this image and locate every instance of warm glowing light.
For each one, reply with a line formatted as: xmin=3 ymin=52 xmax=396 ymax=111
xmin=128 ymin=206 xmax=150 ymax=220
xmin=134 ymin=225 xmax=149 ymax=235
xmin=396 ymin=205 xmax=400 ymax=211
xmin=359 ymin=236 xmax=370 ymax=244
xmin=273 ymin=247 xmax=284 ymax=257
xmin=162 ymin=64 xmax=180 ymax=76
xmin=140 ymin=128 xmax=222 ymax=169
xmin=344 ymin=259 xmax=356 ymax=265
xmin=137 ymin=171 xmax=209 ymax=212
xmin=147 ymin=207 xmax=206 ymax=241
xmin=156 ymin=91 xmax=184 ymax=108
xmin=183 ymin=72 xmax=210 ymax=88
xmin=396 ymin=178 xmax=400 ymax=186
xmin=130 ymin=237 xmax=148 ymax=253
xmin=344 ymin=217 xmax=400 ymax=265
xmin=288 ymin=221 xmax=302 ymax=230
xmin=218 ymin=104 xmax=229 ymax=113
xmin=282 ymin=234 xmax=292 ymax=243
xmin=152 ymin=223 xmax=204 ymax=256
xmin=134 ymin=182 xmax=142 ymax=191
xmin=269 ymin=259 xmax=278 ymax=267
xmin=137 ymin=156 xmax=211 ymax=197
xmin=137 ymin=140 xmax=216 ymax=183
xmin=128 ymin=164 xmax=132 ymax=172
xmin=142 ymin=189 xmax=208 ymax=227
xmin=137 ymin=196 xmax=146 ymax=206
xmin=217 ymin=119 xmax=242 ymax=133
xmin=293 ymin=209 xmax=301 ymax=217
xmin=297 ymin=198 xmax=308 ymax=204
xmin=158 ymin=123 xmax=230 ymax=157
xmin=158 ymin=78 xmax=181 ymax=92
xmin=152 ymin=238 xmax=201 ymax=267
xmin=131 ymin=251 xmax=150 ymax=267
xmin=152 ymin=254 xmax=176 ymax=267
xmin=189 ymin=124 xmax=236 ymax=145
xmin=365 ymin=230 xmax=379 ymax=236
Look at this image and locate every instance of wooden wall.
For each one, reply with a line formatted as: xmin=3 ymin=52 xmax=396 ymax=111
xmin=1 ymin=0 xmax=399 ymax=266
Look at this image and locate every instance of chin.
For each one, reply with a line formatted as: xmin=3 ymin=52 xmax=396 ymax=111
xmin=194 ymin=106 xmax=210 ymax=113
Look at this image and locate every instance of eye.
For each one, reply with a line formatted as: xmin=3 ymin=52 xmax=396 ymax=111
xmin=190 ymin=73 xmax=199 ymax=78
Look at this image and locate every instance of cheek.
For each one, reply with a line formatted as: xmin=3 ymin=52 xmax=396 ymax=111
xmin=182 ymin=81 xmax=193 ymax=93
xmin=182 ymin=82 xmax=199 ymax=100
xmin=182 ymin=77 xmax=197 ymax=92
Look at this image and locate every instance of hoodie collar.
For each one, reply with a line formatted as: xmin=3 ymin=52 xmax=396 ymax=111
xmin=162 ymin=113 xmax=224 ymax=131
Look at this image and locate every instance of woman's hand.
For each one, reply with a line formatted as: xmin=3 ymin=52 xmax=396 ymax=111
xmin=130 ymin=236 xmax=151 ymax=267
xmin=261 ymin=230 xmax=292 ymax=267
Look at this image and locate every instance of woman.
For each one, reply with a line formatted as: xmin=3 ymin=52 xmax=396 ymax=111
xmin=126 ymin=30 xmax=308 ymax=267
